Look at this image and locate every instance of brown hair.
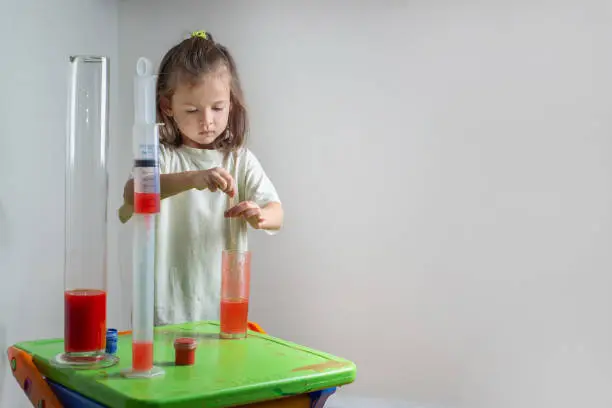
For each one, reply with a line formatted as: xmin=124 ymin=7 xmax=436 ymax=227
xmin=156 ymin=32 xmax=248 ymax=152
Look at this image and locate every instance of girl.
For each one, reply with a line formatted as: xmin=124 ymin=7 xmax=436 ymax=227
xmin=118 ymin=31 xmax=283 ymax=326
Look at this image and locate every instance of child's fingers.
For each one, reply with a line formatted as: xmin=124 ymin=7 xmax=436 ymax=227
xmin=226 ymin=181 xmax=236 ymax=197
xmin=209 ymin=173 xmax=227 ymax=192
xmin=213 ymin=168 xmax=235 ymax=196
xmin=242 ymin=208 xmax=261 ymax=219
xmin=225 ymin=202 xmax=247 ymax=217
xmin=225 ymin=201 xmax=256 ymax=217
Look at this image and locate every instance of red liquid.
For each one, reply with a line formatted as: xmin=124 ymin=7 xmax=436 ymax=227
xmin=220 ymin=298 xmax=249 ymax=334
xmin=175 ymin=348 xmax=196 ymax=366
xmin=64 ymin=289 xmax=106 ymax=353
xmin=174 ymin=338 xmax=197 ymax=366
xmin=174 ymin=342 xmax=196 ymax=365
xmin=132 ymin=341 xmax=153 ymax=371
xmin=134 ymin=192 xmax=160 ymax=214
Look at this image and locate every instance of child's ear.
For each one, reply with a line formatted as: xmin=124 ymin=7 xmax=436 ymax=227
xmin=160 ymin=96 xmax=173 ymax=116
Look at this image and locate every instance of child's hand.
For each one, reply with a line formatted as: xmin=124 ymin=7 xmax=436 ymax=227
xmin=224 ymin=201 xmax=265 ymax=229
xmin=191 ymin=168 xmax=235 ymax=197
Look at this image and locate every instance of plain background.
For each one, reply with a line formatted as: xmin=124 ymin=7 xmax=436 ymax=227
xmin=3 ymin=1 xmax=612 ymax=407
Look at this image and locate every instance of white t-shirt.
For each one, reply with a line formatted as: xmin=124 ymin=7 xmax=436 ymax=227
xmin=143 ymin=144 xmax=280 ymax=326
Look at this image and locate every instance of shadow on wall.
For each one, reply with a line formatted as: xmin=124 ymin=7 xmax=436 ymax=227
xmin=326 ymin=394 xmax=444 ymax=408
xmin=0 ymin=324 xmax=7 ymax=403
xmin=0 ymin=207 xmax=15 ymax=405
xmin=0 ymin=201 xmax=9 ymax=248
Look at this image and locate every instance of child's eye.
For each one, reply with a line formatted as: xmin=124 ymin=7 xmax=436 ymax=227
xmin=213 ymin=107 xmax=224 ymax=112
xmin=186 ymin=109 xmax=197 ymax=113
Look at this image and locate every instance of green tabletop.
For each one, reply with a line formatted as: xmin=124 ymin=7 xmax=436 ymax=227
xmin=14 ymin=321 xmax=356 ymax=408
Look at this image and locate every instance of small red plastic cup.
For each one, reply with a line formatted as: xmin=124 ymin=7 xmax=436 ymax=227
xmin=174 ymin=337 xmax=197 ymax=366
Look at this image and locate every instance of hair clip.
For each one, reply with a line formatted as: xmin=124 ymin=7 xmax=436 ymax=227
xmin=191 ymin=30 xmax=208 ymax=40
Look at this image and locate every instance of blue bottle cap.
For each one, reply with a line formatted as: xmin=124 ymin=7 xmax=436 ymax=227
xmin=105 ymin=328 xmax=118 ymax=354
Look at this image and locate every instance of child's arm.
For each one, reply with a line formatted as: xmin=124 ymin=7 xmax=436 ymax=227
xmin=122 ymin=172 xmax=205 ymax=206
xmin=261 ymin=202 xmax=283 ymax=230
xmin=119 ymin=168 xmax=235 ymax=223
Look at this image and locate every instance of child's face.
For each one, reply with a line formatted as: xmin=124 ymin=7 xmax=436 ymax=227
xmin=167 ymin=70 xmax=231 ymax=148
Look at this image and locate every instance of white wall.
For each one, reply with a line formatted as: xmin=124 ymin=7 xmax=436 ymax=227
xmin=118 ymin=1 xmax=612 ymax=407
xmin=0 ymin=1 xmax=120 ymax=407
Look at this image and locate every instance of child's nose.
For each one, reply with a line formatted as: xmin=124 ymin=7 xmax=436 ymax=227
xmin=201 ymin=109 xmax=214 ymax=125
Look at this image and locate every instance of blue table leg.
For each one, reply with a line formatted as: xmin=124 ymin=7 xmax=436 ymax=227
xmin=46 ymin=379 xmax=106 ymax=408
xmin=309 ymin=387 xmax=337 ymax=408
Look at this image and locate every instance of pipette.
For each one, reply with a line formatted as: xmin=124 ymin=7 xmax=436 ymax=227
xmin=224 ymin=152 xmax=247 ymax=251
xmin=123 ymin=57 xmax=164 ymax=378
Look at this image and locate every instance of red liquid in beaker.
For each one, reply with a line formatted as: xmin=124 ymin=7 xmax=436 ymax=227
xmin=134 ymin=192 xmax=160 ymax=214
xmin=132 ymin=341 xmax=153 ymax=371
xmin=64 ymin=289 xmax=106 ymax=353
xmin=220 ymin=298 xmax=249 ymax=334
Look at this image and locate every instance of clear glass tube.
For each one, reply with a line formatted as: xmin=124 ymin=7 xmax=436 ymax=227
xmin=127 ymin=214 xmax=158 ymax=376
xmin=220 ymin=249 xmax=251 ymax=339
xmin=122 ymin=57 xmax=164 ymax=378
xmin=55 ymin=55 xmax=118 ymax=368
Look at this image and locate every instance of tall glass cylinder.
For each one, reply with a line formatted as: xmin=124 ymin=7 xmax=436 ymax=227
xmin=55 ymin=55 xmax=117 ymax=368
xmin=122 ymin=57 xmax=164 ymax=378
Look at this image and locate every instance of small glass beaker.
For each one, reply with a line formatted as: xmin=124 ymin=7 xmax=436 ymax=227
xmin=220 ymin=250 xmax=251 ymax=339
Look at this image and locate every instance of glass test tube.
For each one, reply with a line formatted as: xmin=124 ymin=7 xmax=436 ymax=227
xmin=55 ymin=56 xmax=118 ymax=369
xmin=220 ymin=249 xmax=252 ymax=339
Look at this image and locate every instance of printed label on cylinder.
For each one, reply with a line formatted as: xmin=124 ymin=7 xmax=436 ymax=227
xmin=133 ymin=159 xmax=160 ymax=214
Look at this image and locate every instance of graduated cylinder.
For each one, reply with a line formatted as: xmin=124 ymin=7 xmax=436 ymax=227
xmin=55 ymin=56 xmax=117 ymax=369
xmin=124 ymin=57 xmax=164 ymax=378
